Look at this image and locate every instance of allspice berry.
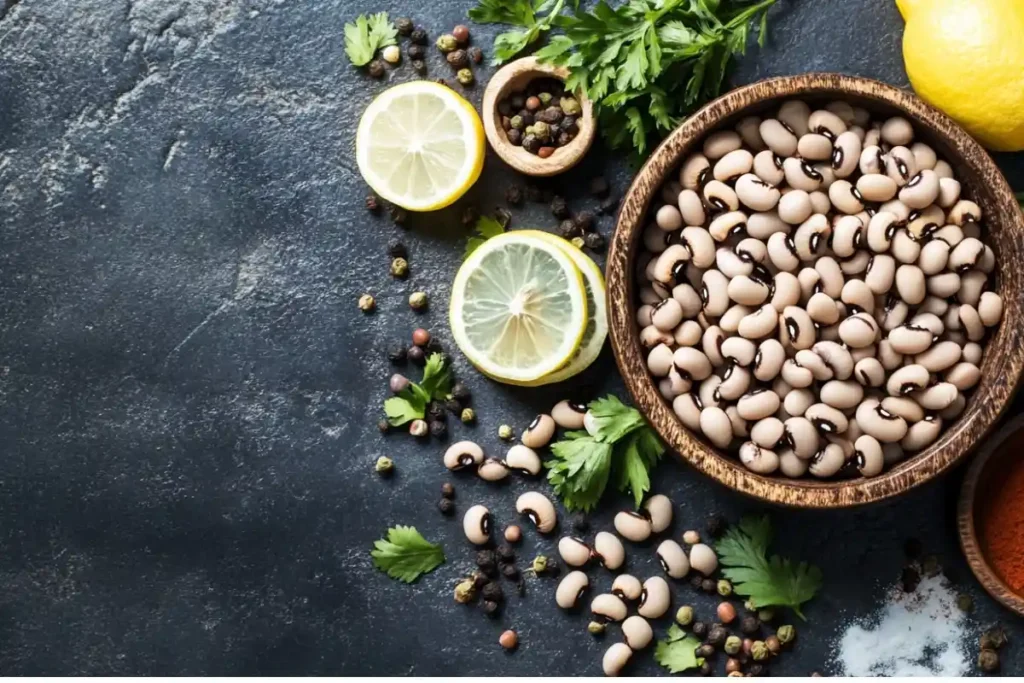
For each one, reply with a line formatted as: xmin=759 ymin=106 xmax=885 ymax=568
xmin=447 ymin=49 xmax=468 ymax=69
xmin=504 ymin=525 xmax=522 ymax=543
xmin=499 ymin=629 xmax=518 ymax=651
xmin=453 ymin=25 xmax=470 ymax=45
xmin=412 ymin=328 xmax=431 ymax=346
xmin=717 ymin=602 xmax=737 ymax=624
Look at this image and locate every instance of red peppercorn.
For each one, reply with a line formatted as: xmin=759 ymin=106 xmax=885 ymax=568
xmin=525 ymin=96 xmax=541 ymax=111
xmin=537 ymin=146 xmax=555 ymax=159
xmin=718 ymin=602 xmax=737 ymax=624
xmin=453 ymin=25 xmax=470 ymax=45
xmin=412 ymin=328 xmax=431 ymax=346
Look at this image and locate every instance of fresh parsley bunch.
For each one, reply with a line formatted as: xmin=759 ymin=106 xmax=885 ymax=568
xmin=468 ymin=0 xmax=573 ymax=64
xmin=383 ymin=353 xmax=451 ymax=426
xmin=546 ymin=395 xmax=664 ymax=512
xmin=716 ymin=515 xmax=823 ymax=619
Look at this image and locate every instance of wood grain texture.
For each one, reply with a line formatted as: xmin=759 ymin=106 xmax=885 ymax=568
xmin=958 ymin=414 xmax=1024 ymax=617
xmin=607 ymin=73 xmax=1024 ymax=508
xmin=480 ymin=56 xmax=595 ymax=177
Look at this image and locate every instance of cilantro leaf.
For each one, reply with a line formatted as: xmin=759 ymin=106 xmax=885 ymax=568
xmin=384 ymin=390 xmax=425 ymax=426
xmin=344 ymin=13 xmax=397 ymax=67
xmin=469 ymin=0 xmax=567 ymax=65
xmin=468 ymin=0 xmax=535 ymax=26
xmin=655 ymin=625 xmax=703 ymax=674
xmin=586 ymin=395 xmax=646 ymax=443
xmin=371 ymin=526 xmax=445 ymax=583
xmin=381 ymin=357 xmax=449 ymax=426
xmin=716 ymin=515 xmax=823 ymax=619
xmin=616 ymin=433 xmax=652 ymax=509
xmin=419 ymin=353 xmax=452 ymax=400
xmin=546 ymin=436 xmax=613 ymax=512
xmin=463 ymin=215 xmax=508 ymax=260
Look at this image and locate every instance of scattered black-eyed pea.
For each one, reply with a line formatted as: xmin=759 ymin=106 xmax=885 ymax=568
xmin=602 ymin=642 xmax=632 ymax=677
xmin=478 ymin=458 xmax=511 ymax=482
xmin=591 ymin=593 xmax=628 ymax=623
xmin=689 ymin=543 xmax=718 ymax=575
xmin=611 ymin=574 xmax=643 ymax=601
xmin=444 ymin=441 xmax=485 ymax=471
xmin=614 ymin=510 xmax=653 ymax=543
xmin=555 ymin=570 xmax=589 ymax=609
xmin=621 ymin=616 xmax=654 ymax=651
xmin=656 ymin=539 xmax=690 ymax=578
xmin=516 ymin=491 xmax=557 ymax=534
xmin=521 ymin=414 xmax=555 ymax=449
xmin=463 ymin=505 xmax=491 ymax=545
xmin=643 ymin=494 xmax=673 ymax=533
xmin=594 ymin=531 xmax=625 ymax=570
xmin=637 ymin=576 xmax=671 ymax=619
xmin=558 ymin=536 xmax=593 ymax=567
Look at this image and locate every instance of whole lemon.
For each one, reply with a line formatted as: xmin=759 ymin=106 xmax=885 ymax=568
xmin=897 ymin=0 xmax=1024 ymax=152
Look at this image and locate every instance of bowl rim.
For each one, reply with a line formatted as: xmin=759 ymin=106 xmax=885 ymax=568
xmin=607 ymin=72 xmax=1024 ymax=508
xmin=958 ymin=413 xmax=1024 ymax=617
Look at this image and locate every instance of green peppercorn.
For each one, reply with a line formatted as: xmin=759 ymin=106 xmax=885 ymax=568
xmin=560 ymin=97 xmax=581 ymax=116
xmin=510 ymin=115 xmax=524 ymax=130
xmin=751 ymin=641 xmax=769 ymax=661
xmin=957 ymin=593 xmax=973 ymax=612
xmin=588 ymin=621 xmax=606 ymax=635
xmin=978 ymin=649 xmax=1000 ymax=673
xmin=375 ymin=456 xmax=394 ymax=475
xmin=717 ymin=579 xmax=733 ymax=596
xmin=409 ymin=291 xmax=428 ymax=311
xmin=570 ymin=236 xmax=585 ymax=249
xmin=436 ymin=34 xmax=458 ymax=53
xmin=757 ymin=608 xmax=776 ymax=623
xmin=675 ymin=605 xmax=694 ymax=626
xmin=776 ymin=624 xmax=795 ymax=646
xmin=358 ymin=293 xmax=375 ymax=312
xmin=390 ymin=257 xmax=409 ymax=278
xmin=532 ymin=121 xmax=551 ymax=141
xmin=456 ymin=68 xmax=474 ymax=86
xmin=454 ymin=578 xmax=476 ymax=604
xmin=724 ymin=635 xmax=742 ymax=655
xmin=460 ymin=408 xmax=476 ymax=424
xmin=980 ymin=626 xmax=1008 ymax=650
xmin=498 ymin=424 xmax=514 ymax=440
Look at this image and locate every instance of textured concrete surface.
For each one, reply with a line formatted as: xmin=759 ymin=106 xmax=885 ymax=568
xmin=0 ymin=0 xmax=1022 ymax=675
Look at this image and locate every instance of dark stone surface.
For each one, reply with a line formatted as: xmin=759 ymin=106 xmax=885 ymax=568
xmin=0 ymin=0 xmax=1021 ymax=675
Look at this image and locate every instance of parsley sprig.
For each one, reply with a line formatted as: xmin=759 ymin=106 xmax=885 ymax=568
xmin=383 ymin=353 xmax=452 ymax=426
xmin=468 ymin=0 xmax=572 ymax=65
xmin=716 ymin=515 xmax=823 ymax=619
xmin=546 ymin=395 xmax=664 ymax=512
xmin=344 ymin=12 xmax=398 ymax=67
xmin=654 ymin=624 xmax=704 ymax=673
xmin=463 ymin=215 xmax=507 ymax=260
xmin=371 ymin=526 xmax=445 ymax=583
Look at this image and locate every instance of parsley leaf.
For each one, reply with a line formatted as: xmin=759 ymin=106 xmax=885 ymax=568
xmin=463 ymin=215 xmax=508 ymax=260
xmin=344 ymin=12 xmax=398 ymax=67
xmin=419 ymin=353 xmax=452 ymax=400
xmin=545 ymin=395 xmax=663 ymax=512
xmin=381 ymin=353 xmax=451 ymax=426
xmin=655 ymin=624 xmax=704 ymax=674
xmin=468 ymin=0 xmax=568 ymax=65
xmin=716 ymin=515 xmax=823 ymax=620
xmin=371 ymin=526 xmax=445 ymax=583
xmin=384 ymin=392 xmax=426 ymax=426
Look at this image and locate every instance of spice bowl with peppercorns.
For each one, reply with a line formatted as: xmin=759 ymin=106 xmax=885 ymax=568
xmin=482 ymin=56 xmax=596 ymax=177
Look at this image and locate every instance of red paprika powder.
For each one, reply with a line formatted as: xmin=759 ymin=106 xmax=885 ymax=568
xmin=980 ymin=459 xmax=1024 ymax=593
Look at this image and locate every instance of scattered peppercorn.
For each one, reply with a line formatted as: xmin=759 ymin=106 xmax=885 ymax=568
xmin=751 ymin=641 xmax=769 ymax=662
xmin=411 ymin=59 xmax=426 ymax=75
xmin=701 ymin=578 xmax=717 ymax=593
xmin=570 ymin=236 xmax=585 ymax=249
xmin=455 ymin=68 xmax=474 ymax=86
xmin=765 ymin=635 xmax=781 ymax=656
xmin=550 ymin=195 xmax=570 ymax=219
xmin=409 ymin=419 xmax=428 ymax=437
xmin=409 ymin=291 xmax=428 ymax=311
xmin=559 ymin=219 xmax=581 ymax=240
xmin=529 ymin=555 xmax=549 ymax=575
xmin=481 ymin=581 xmax=504 ymax=603
xmin=740 ymin=613 xmax=760 ymax=635
xmin=476 ymin=549 xmax=497 ymax=569
xmin=504 ymin=525 xmax=521 ymax=543
xmin=368 ymin=60 xmax=385 ymax=78
xmin=584 ymin=231 xmax=606 ymax=251
xmin=425 ymin=402 xmax=446 ymax=423
xmin=453 ymin=24 xmax=470 ymax=45
xmin=505 ymin=185 xmax=523 ymax=206
xmin=382 ymin=45 xmax=401 ymax=64
xmin=377 ymin=418 xmax=390 ymax=434
xmin=496 ymin=544 xmax=515 ymax=562
xmin=452 ymin=409 xmax=471 ymax=426
xmin=389 ymin=204 xmax=407 ymax=225
xmin=395 ymin=16 xmax=414 ymax=35
xmin=389 ymin=374 xmax=410 ymax=394
xmin=438 ymin=497 xmax=455 ymax=515
xmin=390 ymin=257 xmax=409 ymax=279
xmin=706 ymin=515 xmax=728 ymax=538
xmin=537 ymin=147 xmax=555 ymax=159
xmin=775 ymin=625 xmax=795 ymax=647
xmin=366 ymin=194 xmax=381 ymax=213
xmin=708 ymin=623 xmax=729 ymax=646
xmin=696 ymin=644 xmax=715 ymax=659
xmin=573 ymin=210 xmax=595 ymax=232
xmin=498 ymin=424 xmax=513 ymax=441
xmin=446 ymin=49 xmax=468 ymax=68
xmin=482 ymin=599 xmax=500 ymax=616
xmin=454 ymin=578 xmax=476 ymax=604
xmin=699 ymin=662 xmax=712 ymax=677
xmin=436 ymin=34 xmax=457 ymax=53
xmin=717 ymin=602 xmax=737 ymax=624
xmin=683 ymin=530 xmax=701 ymax=545
xmin=757 ymin=608 xmax=775 ymax=624
xmin=675 ymin=605 xmax=694 ymax=626
xmin=358 ymin=294 xmax=375 ymax=312
xmin=598 ymin=194 xmax=619 ymax=215
xmin=748 ymin=664 xmax=767 ymax=677
xmin=451 ymin=382 xmax=471 ymax=403
xmin=590 ymin=176 xmax=610 ymax=197
xmin=588 ymin=620 xmax=606 ymax=635
xmin=429 ymin=420 xmax=447 ymax=438
xmin=375 ymin=455 xmax=394 ymax=475
xmin=957 ymin=593 xmax=973 ymax=612
xmin=724 ymin=635 xmax=742 ymax=655
xmin=501 ymin=563 xmax=519 ymax=580
xmin=388 ymin=346 xmax=407 ymax=365
xmin=410 ymin=27 xmax=427 ymax=44
xmin=407 ymin=345 xmax=426 ymax=365
xmin=569 ymin=513 xmax=589 ymax=534
xmin=725 ymin=657 xmax=742 ymax=675
xmin=718 ymin=582 xmax=734 ymax=600
xmin=690 ymin=575 xmax=704 ymax=590
xmin=499 ymin=629 xmax=517 ymax=650
xmin=495 ymin=207 xmax=512 ymax=228
xmin=406 ymin=43 xmax=425 ymax=61
xmin=980 ymin=626 xmax=1008 ymax=650
xmin=468 ymin=46 xmax=483 ymax=64
xmin=692 ymin=621 xmax=708 ymax=638
xmin=978 ymin=648 xmax=1000 ymax=673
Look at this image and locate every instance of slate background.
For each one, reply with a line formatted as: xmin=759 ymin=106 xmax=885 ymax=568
xmin=0 ymin=0 xmax=1022 ymax=676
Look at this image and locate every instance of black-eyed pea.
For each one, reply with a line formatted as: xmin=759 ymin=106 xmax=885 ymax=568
xmin=638 ymin=576 xmax=671 ymax=619
xmin=940 ymin=393 xmax=967 ymax=420
xmin=718 ymin=365 xmax=752 ymax=401
xmin=932 ymin=159 xmax=954 ymax=178
xmin=901 ymin=416 xmax=943 ymax=452
xmin=854 ymin=357 xmax=886 ymax=388
xmin=945 ymin=362 xmax=981 ymax=391
xmin=831 ymin=215 xmax=864 ymax=257
xmin=759 ymin=118 xmax=799 ymax=157
xmin=614 ymin=511 xmax=653 ymax=543
xmin=673 ymin=393 xmax=703 ymax=431
xmin=671 ymin=284 xmax=701 ymax=319
xmin=857 ymin=173 xmax=898 ymax=202
xmin=910 ymin=142 xmax=937 ymax=170
xmin=639 ymin=286 xmax=663 ymax=305
xmin=887 ymin=323 xmax=935 ymax=354
xmin=819 ymin=321 xmax=842 ymax=342
xmin=556 ymin=570 xmax=590 ymax=609
xmin=978 ymin=292 xmax=1002 ymax=327
xmin=643 ymin=224 xmax=669 ymax=252
xmin=778 ymin=100 xmax=811 ymax=135
xmin=948 ymin=237 xmax=984 ymax=272
xmin=739 ymin=441 xmax=780 ymax=474
xmin=720 ymin=336 xmax=756 ymax=367
xmin=640 ymin=325 xmax=673 ymax=349
xmin=927 ymin=272 xmax=961 ymax=299
xmin=827 ymin=434 xmax=855 ymax=460
xmin=783 ymin=388 xmax=815 ymax=419
xmin=860 ymin=144 xmax=886 ymax=175
xmin=900 ymin=169 xmax=940 ymax=209
xmin=708 ymin=210 xmax=747 ymax=243
xmin=881 ymin=396 xmax=925 ymax=422
xmin=797 ymin=349 xmax=833 ymax=381
xmin=658 ymin=369 xmax=692 ymax=400
xmin=728 ymin=275 xmax=771 ymax=307
xmin=700 ymin=406 xmax=733 ymax=449
xmin=815 ymin=256 xmax=845 ymax=297
xmin=751 ymin=416 xmax=785 ymax=449
xmin=918 ymin=239 xmax=951 ymax=275
xmin=651 ymin=281 xmax=672 ymax=301
xmin=703 ymin=130 xmax=742 ymax=160
xmin=727 ymin=388 xmax=774 ymax=423
xmin=753 ymin=338 xmax=786 ymax=381
xmin=780 ymin=357 xmax=813 ymax=388
xmin=797 ymin=268 xmax=820 ymax=305
xmin=948 ymin=199 xmax=982 ymax=226
xmin=829 ymin=179 xmax=865 ymax=215
xmin=602 ymin=642 xmax=633 ymax=677
xmin=978 ymin=245 xmax=995 ymax=274
xmin=839 ymin=312 xmax=880 ymax=348
xmin=559 ymin=536 xmax=594 ymax=567
xmin=963 ymin=221 xmax=982 ymax=240
xmin=699 ymin=375 xmax=723 ymax=410
xmin=747 ymin=211 xmax=788 ymax=239
xmin=932 ymin=225 xmax=964 ymax=248
xmin=784 ymin=415 xmax=818 ymax=458
xmin=752 ymin=150 xmax=786 ymax=187
xmin=854 ymin=434 xmax=884 ymax=477
xmin=677 ymin=188 xmax=706 ymax=226
xmin=944 ymin=329 xmax=967 ymax=346
xmin=913 ymin=382 xmax=959 ymax=411
xmin=736 ymin=237 xmax=768 ymax=263
xmin=611 ymin=574 xmax=643 ymax=602
xmin=809 ymin=190 xmax=832 ymax=215
xmin=592 ymin=592 xmax=630 ymax=623
xmin=962 ymin=342 xmax=983 ymax=365
xmin=783 ymin=157 xmax=824 ymax=192
xmin=878 ymin=339 xmax=904 ymax=370
xmin=856 ymin=398 xmax=909 ymax=442
xmin=915 ymin=340 xmax=962 ymax=372
xmin=679 ymin=154 xmax=710 ymax=189
xmin=866 ymin=211 xmax=898 ymax=253
xmin=767 ymin=233 xmax=800 ymax=273
xmin=651 ymin=297 xmax=684 ymax=332
xmin=681 ymin=226 xmax=716 ymax=268
xmin=701 ymin=270 xmax=730 ymax=317
xmin=809 ymin=442 xmax=846 ymax=478
xmin=781 ymin=306 xmax=816 ymax=350
xmin=819 ymin=380 xmax=864 ymax=410
xmin=850 ymin=344 xmax=878 ymax=364
xmin=735 ymin=173 xmax=781 ymax=212
xmin=881 ymin=116 xmax=914 ymax=146
xmin=622 ymin=615 xmax=654 ymax=651
xmin=736 ymin=115 xmax=767 ymax=151
xmin=656 ymin=204 xmax=683 ymax=232
xmin=831 ymin=130 xmax=862 ymax=178
xmin=674 ymin=320 xmax=703 ymax=347
xmin=919 ymin=295 xmax=949 ymax=317
xmin=713 ymin=149 xmax=754 ymax=182
xmin=652 ymin=244 xmax=690 ymax=285
xmin=841 ymin=279 xmax=874 ymax=315
xmin=808 ymin=109 xmax=847 ymax=139
xmin=647 ymin=343 xmax=674 ymax=377
xmin=891 ymin=229 xmax=922 ymax=264
xmin=958 ymin=270 xmax=987 ymax=307
xmin=726 ymin=406 xmax=750 ymax=438
xmin=779 ymin=448 xmax=809 ymax=477
xmin=703 ymin=180 xmax=740 ymax=214
xmin=907 ymin=205 xmax=945 ymax=241
xmin=738 ymin=303 xmax=779 ymax=339
xmin=895 ymin=264 xmax=927 ymax=304
xmin=637 ymin=304 xmax=654 ymax=328
xmin=655 ymin=540 xmax=690 ymax=579
xmin=866 ymin=254 xmax=897 ymax=294
xmin=806 ymin=292 xmax=840 ymax=325
xmin=778 ymin=190 xmax=814 ymax=225
xmin=886 ymin=364 xmax=930 ymax=396
xmin=812 ymin=340 xmax=854 ymax=380
xmin=881 ymin=198 xmax=913 ymax=224
xmin=768 ymin=273 xmax=799 ymax=314
xmin=671 ymin=346 xmax=712 ymax=381
xmin=661 ymin=180 xmax=683 ymax=205
xmin=805 ymin=402 xmax=849 ymax=435
xmin=885 ymin=146 xmax=917 ymax=186
xmin=700 ymin=325 xmax=726 ymax=367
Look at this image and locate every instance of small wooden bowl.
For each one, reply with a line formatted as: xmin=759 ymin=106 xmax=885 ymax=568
xmin=606 ymin=73 xmax=1024 ymax=508
xmin=481 ymin=56 xmax=596 ymax=177
xmin=958 ymin=414 xmax=1024 ymax=617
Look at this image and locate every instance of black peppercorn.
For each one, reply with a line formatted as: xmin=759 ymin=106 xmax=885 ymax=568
xmin=980 ymin=626 xmax=1008 ymax=650
xmin=574 ymin=210 xmax=595 ymax=232
xmin=482 ymin=599 xmax=500 ymax=616
xmin=407 ymin=345 xmax=426 ymax=365
xmin=507 ymin=129 xmax=523 ymax=146
xmin=700 ymin=662 xmax=712 ymax=677
xmin=590 ymin=176 xmax=610 ymax=197
xmin=411 ymin=59 xmax=426 ymax=75
xmin=702 ymin=578 xmax=717 ymax=593
xmin=481 ymin=581 xmax=504 ymax=603
xmin=388 ymin=240 xmax=407 ymax=259
xmin=389 ymin=204 xmax=407 ymax=225
xmin=460 ymin=207 xmax=478 ymax=229
xmin=740 ymin=614 xmax=760 ymax=635
xmin=408 ymin=43 xmax=425 ymax=60
xmin=708 ymin=624 xmax=728 ymax=646
xmin=495 ymin=206 xmax=512 ymax=228
xmin=446 ymin=49 xmax=468 ymax=68
xmin=368 ymin=60 xmax=385 ymax=78
xmin=518 ymin=110 xmax=535 ymax=127
xmin=438 ymin=498 xmax=455 ymax=515
xmin=556 ymin=131 xmax=572 ymax=147
xmin=410 ymin=27 xmax=428 ymax=44
xmin=706 ymin=514 xmax=728 ymax=539
xmin=559 ymin=219 xmax=581 ymax=239
xmin=501 ymin=563 xmax=519 ymax=580
xmin=691 ymin=575 xmax=705 ymax=590
xmin=748 ymin=664 xmax=766 ymax=677
xmin=377 ymin=418 xmax=390 ymax=434
xmin=505 ymin=185 xmax=523 ymax=206
xmin=598 ymin=194 xmax=619 ymax=215
xmin=476 ymin=549 xmax=497 ymax=568
xmin=441 ymin=482 xmax=455 ymax=499
xmin=429 ymin=420 xmax=447 ymax=438
xmin=550 ymin=195 xmax=570 ymax=219
xmin=451 ymin=382 xmax=471 ymax=403
xmin=468 ymin=46 xmax=483 ymax=64
xmin=366 ymin=194 xmax=381 ymax=213
xmin=510 ymin=93 xmax=526 ymax=110
xmin=496 ymin=544 xmax=515 ymax=561
xmin=426 ymin=402 xmax=447 ymax=423
xmin=471 ymin=570 xmax=488 ymax=589
xmin=692 ymin=621 xmax=708 ymax=638
xmin=395 ymin=16 xmax=414 ymax=35
xmin=388 ymin=345 xmax=407 ymax=364
xmin=559 ymin=115 xmax=577 ymax=132
xmin=445 ymin=397 xmax=462 ymax=415
xmin=571 ymin=513 xmax=590 ymax=533
xmin=584 ymin=232 xmax=605 ymax=251
xmin=696 ymin=644 xmax=715 ymax=659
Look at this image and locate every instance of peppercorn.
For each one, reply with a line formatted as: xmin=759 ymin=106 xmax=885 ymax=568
xmin=436 ymin=34 xmax=457 ymax=52
xmin=525 ymin=95 xmax=541 ymax=111
xmin=559 ymin=96 xmax=581 ymax=116
xmin=366 ymin=194 xmax=381 ymax=212
xmin=978 ymin=649 xmax=1000 ymax=673
xmin=468 ymin=46 xmax=483 ymax=64
xmin=389 ymin=257 xmax=409 ymax=279
xmin=757 ymin=608 xmax=775 ymax=623
xmin=389 ymin=204 xmax=407 ymax=224
xmin=481 ymin=581 xmax=504 ymax=603
xmin=495 ymin=544 xmax=515 ymax=562
xmin=980 ymin=626 xmax=1008 ymax=650
xmin=390 ymin=374 xmax=410 ymax=394
xmin=590 ymin=176 xmax=610 ymax=197
xmin=692 ymin=621 xmax=708 ymax=638
xmin=429 ymin=420 xmax=447 ymax=438
xmin=498 ymin=424 xmax=514 ymax=440
xmin=425 ymin=402 xmax=445 ymax=423
xmin=368 ymin=60 xmax=385 ymax=78
xmin=716 ymin=579 xmax=733 ymax=597
xmin=555 ymin=132 xmax=572 ymax=147
xmin=588 ymin=620 xmax=606 ymax=635
xmin=411 ymin=59 xmax=426 ymax=75
xmin=387 ymin=346 xmax=407 ymax=365
xmin=375 ymin=455 xmax=394 ymax=475
xmin=569 ymin=512 xmax=589 ymax=534
xmin=537 ymin=147 xmax=555 ymax=159
xmin=409 ymin=419 xmax=428 ymax=437
xmin=570 ymin=236 xmax=585 ymax=249
xmin=501 ymin=563 xmax=519 ymax=580
xmin=572 ymin=211 xmax=595 ymax=233
xmin=743 ymin=638 xmax=754 ymax=657
xmin=529 ymin=555 xmax=549 ymax=575
xmin=696 ymin=644 xmax=715 ymax=659
xmin=382 ymin=45 xmax=401 ymax=64
xmin=410 ymin=27 xmax=427 ymax=44
xmin=751 ymin=641 xmax=769 ymax=661
xmin=482 ymin=599 xmax=500 ymax=616
xmin=708 ymin=624 xmax=728 ymax=646
xmin=507 ymin=129 xmax=523 ymax=146
xmin=452 ymin=24 xmax=470 ymax=45
xmin=740 ymin=614 xmax=760 ymax=635
xmin=504 ymin=525 xmax=521 ymax=543
xmin=725 ymin=658 xmax=742 ymax=674
xmin=702 ymin=578 xmax=717 ymax=593
xmin=676 ymin=605 xmax=694 ymax=626
xmin=450 ymin=382 xmax=470 ymax=403
xmin=510 ymin=93 xmax=526 ymax=110
xmin=476 ymin=549 xmax=497 ymax=569
xmin=522 ymin=134 xmax=541 ymax=154
xmin=505 ymin=185 xmax=523 ymax=206
xmin=409 ymin=291 xmax=428 ymax=311
xmin=499 ymin=629 xmax=517 ymax=651
xmin=438 ymin=497 xmax=455 ymax=515
xmin=358 ymin=294 xmax=375 ymax=312
xmin=724 ymin=635 xmax=742 ymax=655
xmin=776 ymin=624 xmax=795 ymax=646
xmin=537 ymin=106 xmax=563 ymax=125
xmin=706 ymin=515 xmax=728 ymax=538
xmin=560 ymin=115 xmax=577 ymax=132
xmin=699 ymin=662 xmax=712 ymax=677
xmin=550 ymin=196 xmax=570 ymax=220
xmin=559 ymin=219 xmax=581 ymax=239
xmin=454 ymin=578 xmax=476 ymax=604
xmin=688 ymin=575 xmax=704 ymax=591
xmin=957 ymin=593 xmax=973 ymax=612
xmin=599 ymin=194 xmax=619 ymax=215
xmin=447 ymin=49 xmax=468 ymax=68
xmin=717 ymin=602 xmax=737 ymax=624
xmin=407 ymin=345 xmax=426 ymax=366
xmin=765 ymin=635 xmax=781 ymax=656
xmin=377 ymin=418 xmax=390 ymax=434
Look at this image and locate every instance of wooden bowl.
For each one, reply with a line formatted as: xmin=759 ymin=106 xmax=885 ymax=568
xmin=958 ymin=414 xmax=1024 ymax=617
xmin=481 ymin=56 xmax=596 ymax=177
xmin=606 ymin=73 xmax=1024 ymax=508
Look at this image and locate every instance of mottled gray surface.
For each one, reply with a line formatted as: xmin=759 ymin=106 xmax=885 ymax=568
xmin=0 ymin=0 xmax=1022 ymax=676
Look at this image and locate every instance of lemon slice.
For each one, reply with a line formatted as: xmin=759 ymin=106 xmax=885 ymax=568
xmin=356 ymin=81 xmax=485 ymax=211
xmin=510 ymin=231 xmax=608 ymax=386
xmin=450 ymin=232 xmax=588 ymax=383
